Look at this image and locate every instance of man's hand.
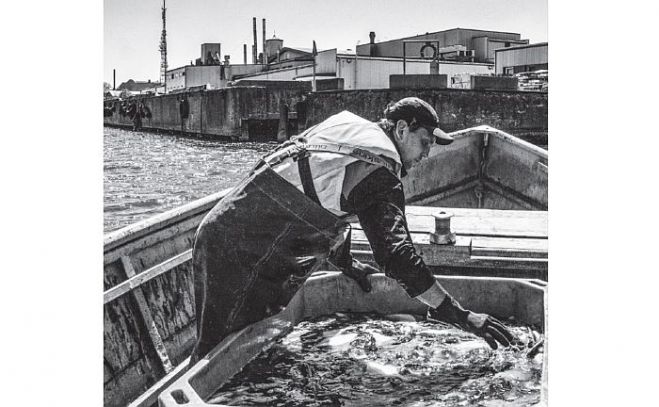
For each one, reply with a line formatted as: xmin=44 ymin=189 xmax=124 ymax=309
xmin=342 ymin=259 xmax=379 ymax=293
xmin=460 ymin=311 xmax=515 ymax=350
xmin=428 ymin=296 xmax=515 ymax=350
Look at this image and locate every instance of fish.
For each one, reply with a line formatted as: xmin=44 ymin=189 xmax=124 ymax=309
xmin=362 ymin=360 xmax=401 ymax=377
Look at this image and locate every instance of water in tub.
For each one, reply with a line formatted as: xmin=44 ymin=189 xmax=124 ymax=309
xmin=208 ymin=313 xmax=544 ymax=406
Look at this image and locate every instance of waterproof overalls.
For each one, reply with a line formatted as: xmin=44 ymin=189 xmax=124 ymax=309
xmin=190 ymin=112 xmax=401 ymax=364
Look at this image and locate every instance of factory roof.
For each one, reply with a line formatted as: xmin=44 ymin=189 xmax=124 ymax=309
xmin=494 ymin=42 xmax=548 ymax=52
xmin=367 ymin=27 xmax=523 ymax=46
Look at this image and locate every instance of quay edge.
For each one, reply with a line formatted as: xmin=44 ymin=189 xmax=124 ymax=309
xmin=104 ymin=86 xmax=548 ymax=147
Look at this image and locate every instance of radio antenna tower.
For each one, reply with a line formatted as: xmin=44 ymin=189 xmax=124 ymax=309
xmin=159 ymin=0 xmax=168 ymax=88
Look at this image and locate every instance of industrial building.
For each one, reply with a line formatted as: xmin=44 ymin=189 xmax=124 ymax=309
xmin=165 ymin=41 xmax=267 ymax=93
xmin=355 ymin=28 xmax=529 ymax=64
xmin=495 ymin=42 xmax=548 ymax=75
xmin=233 ymin=47 xmax=494 ymax=90
xmin=164 ymin=26 xmax=542 ymax=93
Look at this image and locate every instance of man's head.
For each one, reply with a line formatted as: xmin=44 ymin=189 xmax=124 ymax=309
xmin=382 ymin=97 xmax=453 ymax=169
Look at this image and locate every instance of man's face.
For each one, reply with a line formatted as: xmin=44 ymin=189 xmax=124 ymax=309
xmin=395 ymin=120 xmax=434 ymax=169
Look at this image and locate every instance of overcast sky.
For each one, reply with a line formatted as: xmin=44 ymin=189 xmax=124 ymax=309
xmin=104 ymin=0 xmax=547 ymax=86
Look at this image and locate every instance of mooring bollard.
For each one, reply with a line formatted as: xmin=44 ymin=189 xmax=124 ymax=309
xmin=430 ymin=211 xmax=456 ymax=245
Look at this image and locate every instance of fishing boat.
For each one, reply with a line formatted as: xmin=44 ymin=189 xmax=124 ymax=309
xmin=103 ymin=126 xmax=548 ymax=407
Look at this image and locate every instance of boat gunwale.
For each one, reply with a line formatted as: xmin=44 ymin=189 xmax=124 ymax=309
xmin=104 ymin=188 xmax=231 ymax=255
xmin=449 ymin=125 xmax=548 ymax=161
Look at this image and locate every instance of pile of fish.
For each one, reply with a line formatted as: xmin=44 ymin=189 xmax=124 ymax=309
xmin=209 ymin=313 xmax=543 ymax=406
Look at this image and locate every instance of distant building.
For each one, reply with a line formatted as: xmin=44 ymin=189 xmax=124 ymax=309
xmin=201 ymin=43 xmax=222 ymax=65
xmin=264 ymin=35 xmax=284 ymax=63
xmin=165 ymin=64 xmax=267 ymax=93
xmin=165 ymin=27 xmax=537 ymax=93
xmin=116 ymin=79 xmax=161 ymax=93
xmin=234 ymin=47 xmax=494 ymax=90
xmin=103 ymin=90 xmax=123 ymax=99
xmin=356 ymin=28 xmax=529 ymax=64
xmin=495 ymin=42 xmax=548 ymax=75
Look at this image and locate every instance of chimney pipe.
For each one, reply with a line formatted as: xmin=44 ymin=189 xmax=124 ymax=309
xmin=244 ymin=44 xmax=247 ymax=64
xmin=369 ymin=31 xmax=375 ymax=44
xmin=262 ymin=19 xmax=266 ymax=63
xmin=113 ymin=69 xmax=116 ymax=90
xmin=252 ymin=17 xmax=257 ymax=64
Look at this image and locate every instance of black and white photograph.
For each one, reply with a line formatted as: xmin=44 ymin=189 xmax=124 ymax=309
xmin=11 ymin=1 xmax=659 ymax=407
xmin=102 ymin=1 xmax=548 ymax=406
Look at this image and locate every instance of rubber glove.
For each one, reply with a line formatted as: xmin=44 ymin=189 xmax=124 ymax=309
xmin=428 ymin=295 xmax=515 ymax=350
xmin=342 ymin=259 xmax=379 ymax=292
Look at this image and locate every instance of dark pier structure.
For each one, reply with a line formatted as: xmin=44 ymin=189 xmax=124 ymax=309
xmin=103 ymin=85 xmax=548 ymax=147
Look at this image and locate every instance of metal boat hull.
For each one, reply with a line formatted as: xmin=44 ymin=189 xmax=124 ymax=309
xmin=103 ymin=126 xmax=548 ymax=407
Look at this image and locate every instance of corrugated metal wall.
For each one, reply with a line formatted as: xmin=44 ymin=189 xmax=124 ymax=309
xmin=315 ymin=49 xmax=337 ymax=75
xmin=356 ymin=58 xmax=429 ymax=89
xmin=495 ymin=45 xmax=548 ymax=74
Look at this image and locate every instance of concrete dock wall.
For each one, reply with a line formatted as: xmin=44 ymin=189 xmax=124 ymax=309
xmin=104 ymin=84 xmax=309 ymax=140
xmin=304 ymin=89 xmax=548 ymax=146
xmin=105 ymin=87 xmax=548 ymax=146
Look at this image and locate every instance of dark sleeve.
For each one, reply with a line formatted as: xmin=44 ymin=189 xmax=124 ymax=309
xmin=341 ymin=167 xmax=436 ymax=297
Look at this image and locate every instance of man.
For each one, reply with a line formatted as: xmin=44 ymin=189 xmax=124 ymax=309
xmin=190 ymin=97 xmax=514 ymax=364
xmin=179 ymin=96 xmax=190 ymax=132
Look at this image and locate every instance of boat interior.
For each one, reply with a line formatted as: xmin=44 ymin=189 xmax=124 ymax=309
xmin=103 ymin=126 xmax=548 ymax=407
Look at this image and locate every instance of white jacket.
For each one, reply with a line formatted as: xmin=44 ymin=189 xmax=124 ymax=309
xmin=272 ymin=111 xmax=401 ymax=215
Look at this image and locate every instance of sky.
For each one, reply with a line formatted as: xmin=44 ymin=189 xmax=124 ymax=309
xmin=104 ymin=0 xmax=547 ymax=86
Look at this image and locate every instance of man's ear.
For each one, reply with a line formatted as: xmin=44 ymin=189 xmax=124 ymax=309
xmin=394 ymin=119 xmax=408 ymax=142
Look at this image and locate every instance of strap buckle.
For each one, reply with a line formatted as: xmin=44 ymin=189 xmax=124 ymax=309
xmin=292 ymin=148 xmax=310 ymax=162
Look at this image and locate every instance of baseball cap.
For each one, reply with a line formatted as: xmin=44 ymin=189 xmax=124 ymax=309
xmin=384 ymin=97 xmax=454 ymax=145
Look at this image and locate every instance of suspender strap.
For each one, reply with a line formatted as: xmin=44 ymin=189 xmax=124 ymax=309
xmin=259 ymin=139 xmax=400 ymax=206
xmin=296 ymin=152 xmax=321 ymax=205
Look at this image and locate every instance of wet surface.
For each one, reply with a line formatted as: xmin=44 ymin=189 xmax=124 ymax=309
xmin=209 ymin=313 xmax=543 ymax=406
xmin=104 ymin=127 xmax=275 ymax=232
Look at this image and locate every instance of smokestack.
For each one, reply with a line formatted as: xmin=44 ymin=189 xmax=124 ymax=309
xmin=244 ymin=44 xmax=247 ymax=64
xmin=252 ymin=17 xmax=257 ymax=64
xmin=262 ymin=19 xmax=266 ymax=63
xmin=369 ymin=31 xmax=376 ymax=44
xmin=113 ymin=69 xmax=116 ymax=90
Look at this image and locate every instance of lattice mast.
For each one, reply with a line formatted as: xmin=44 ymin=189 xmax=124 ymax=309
xmin=159 ymin=0 xmax=168 ymax=87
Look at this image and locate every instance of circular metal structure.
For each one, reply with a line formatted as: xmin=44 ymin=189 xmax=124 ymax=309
xmin=420 ymin=43 xmax=437 ymax=59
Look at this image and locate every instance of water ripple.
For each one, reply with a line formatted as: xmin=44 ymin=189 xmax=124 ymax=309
xmin=104 ymin=128 xmax=276 ymax=232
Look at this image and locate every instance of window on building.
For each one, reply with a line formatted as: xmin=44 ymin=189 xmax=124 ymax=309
xmin=505 ymin=42 xmax=511 ymax=47
xmin=182 ymin=72 xmax=185 ymax=76
xmin=171 ymin=74 xmax=174 ymax=79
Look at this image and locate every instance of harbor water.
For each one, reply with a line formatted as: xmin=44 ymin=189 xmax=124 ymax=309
xmin=104 ymin=127 xmax=276 ymax=232
xmin=209 ymin=313 xmax=543 ymax=407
